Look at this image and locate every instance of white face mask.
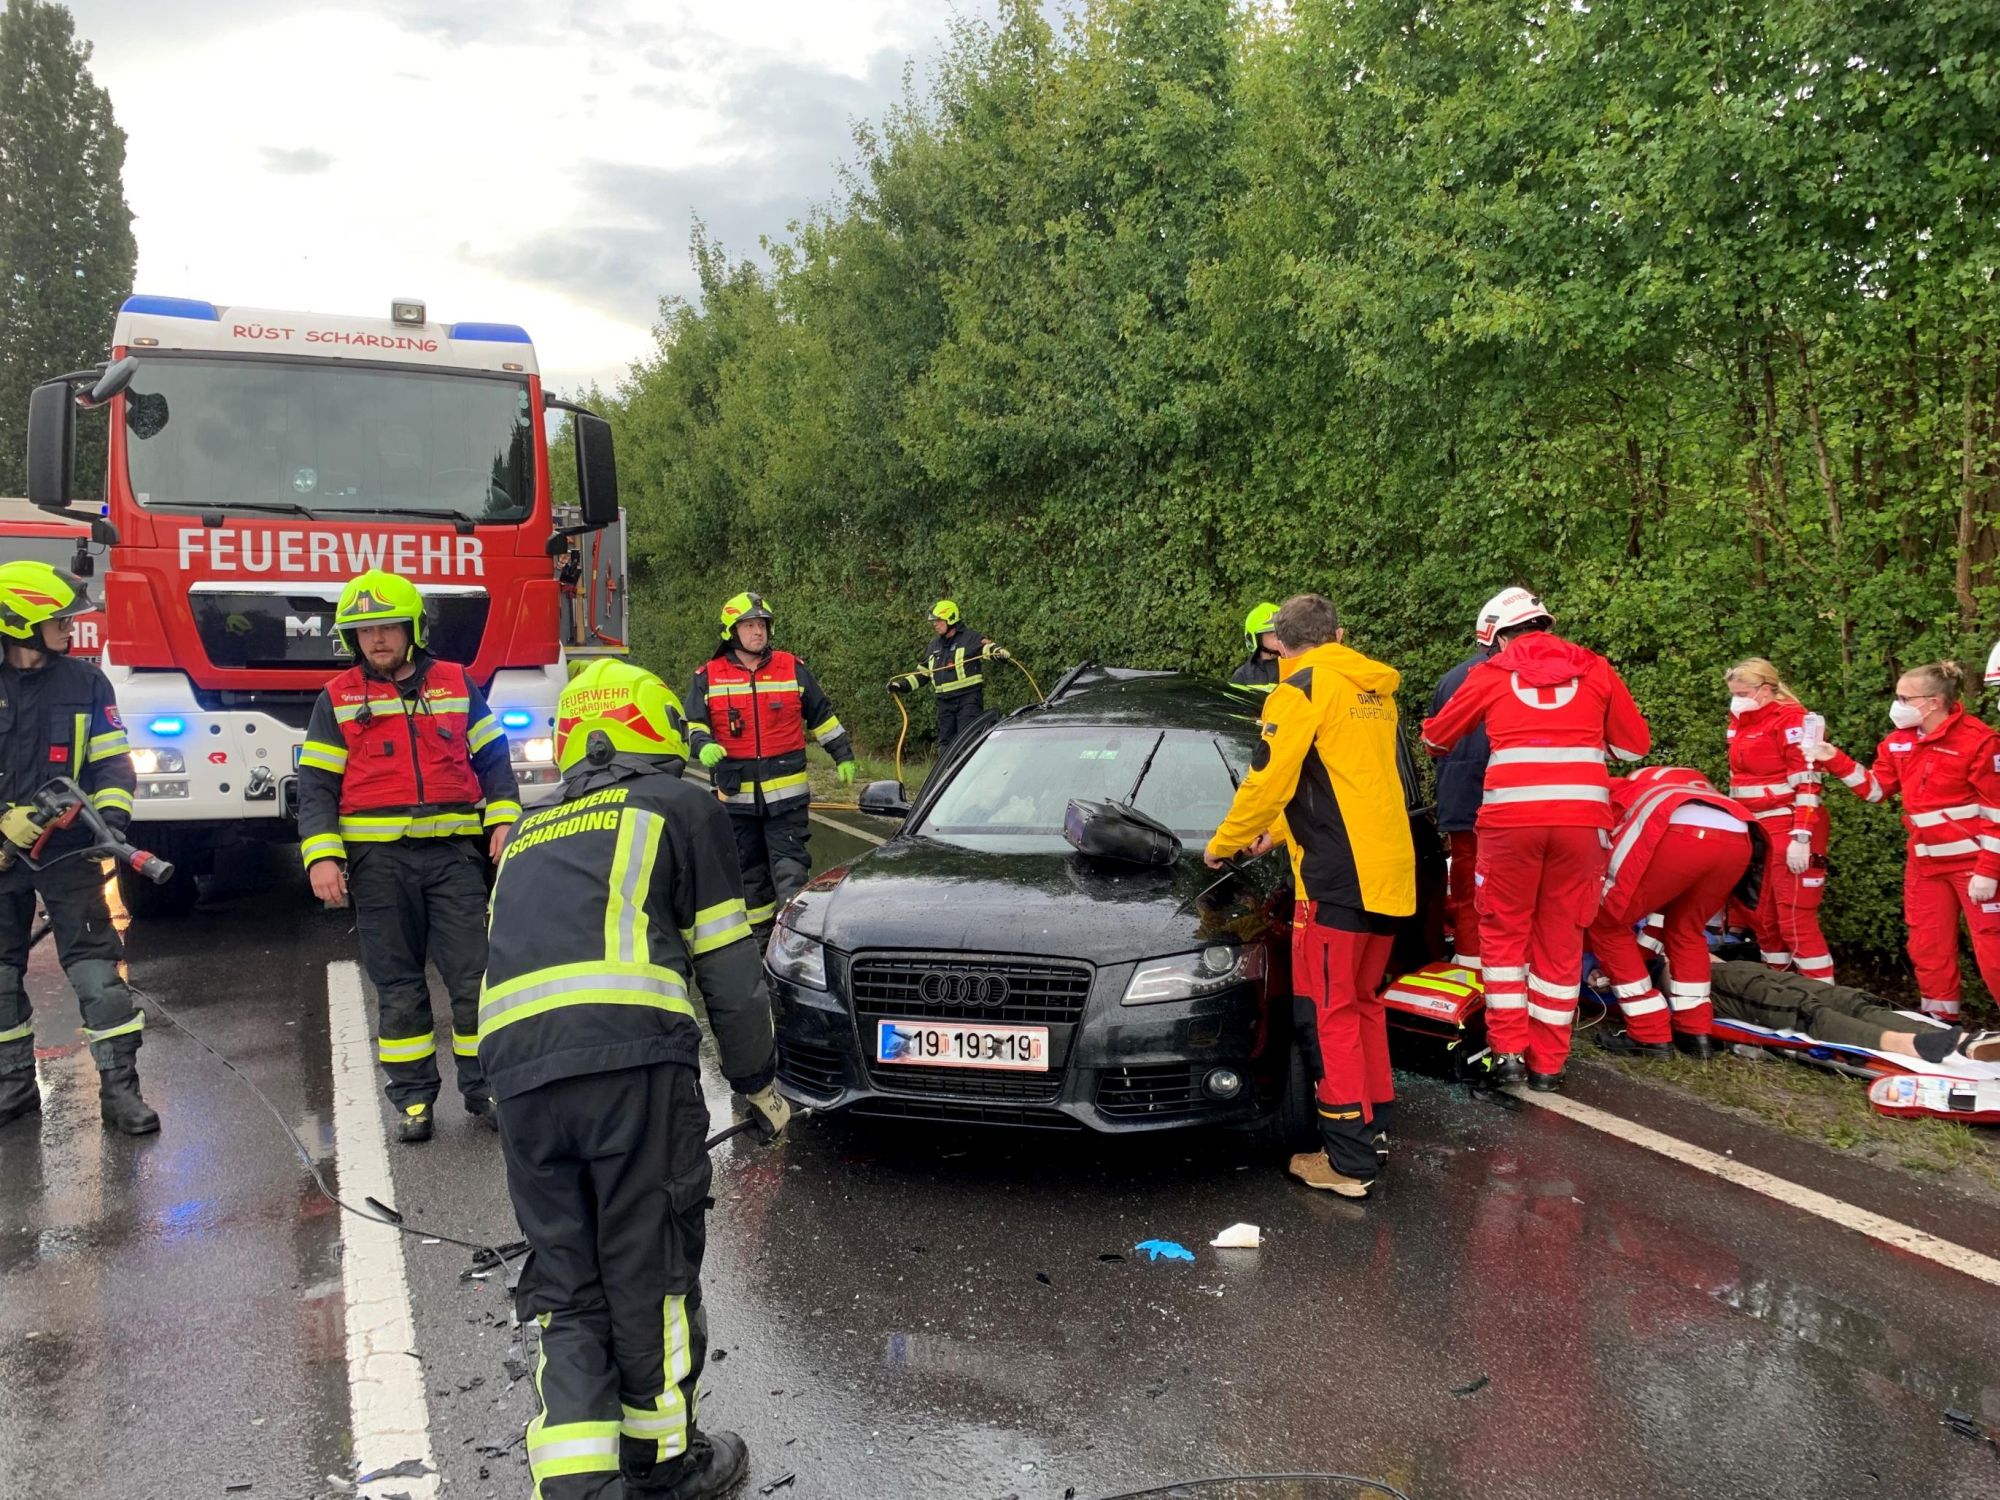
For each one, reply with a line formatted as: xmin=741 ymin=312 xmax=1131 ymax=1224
xmin=1890 ymin=699 xmax=1925 ymax=731
xmin=1728 ymin=695 xmax=1761 ymax=716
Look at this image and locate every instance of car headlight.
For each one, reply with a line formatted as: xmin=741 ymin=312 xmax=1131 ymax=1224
xmin=768 ymin=924 xmax=828 ymax=991
xmin=131 ymin=747 xmax=186 ymax=775
xmin=1122 ymin=943 xmax=1265 ymax=1005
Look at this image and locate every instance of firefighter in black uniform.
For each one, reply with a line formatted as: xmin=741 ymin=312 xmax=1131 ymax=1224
xmin=0 ymin=561 xmax=154 ymax=1134
xmin=296 ymin=570 xmax=521 ymax=1143
xmin=686 ymin=592 xmax=856 ymax=939
xmin=887 ymin=599 xmax=1008 ymax=752
xmin=1229 ymin=602 xmax=1282 ymax=694
xmin=480 ymin=658 xmax=786 ymax=1500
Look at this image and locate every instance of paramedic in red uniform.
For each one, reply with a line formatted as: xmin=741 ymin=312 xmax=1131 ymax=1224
xmin=1420 ymin=590 xmax=1650 ymax=1089
xmin=1588 ymin=768 xmax=1753 ymax=1059
xmin=1427 ymin=593 xmax=1514 ymax=968
xmin=1807 ymin=659 xmax=2000 ymax=1022
xmin=1724 ymin=657 xmax=1853 ymax=983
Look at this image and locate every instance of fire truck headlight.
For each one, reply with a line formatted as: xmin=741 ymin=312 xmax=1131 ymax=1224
xmin=131 ymin=748 xmax=186 ymax=776
xmin=516 ymin=736 xmax=555 ymax=765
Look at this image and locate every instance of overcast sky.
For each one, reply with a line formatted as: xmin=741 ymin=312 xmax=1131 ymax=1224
xmin=64 ymin=1 xmax=1007 ymax=392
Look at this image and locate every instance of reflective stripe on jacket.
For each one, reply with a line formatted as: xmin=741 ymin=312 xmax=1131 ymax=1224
xmin=1601 ymin=768 xmax=1754 ymax=923
xmin=1860 ymin=706 xmax=2000 ymax=877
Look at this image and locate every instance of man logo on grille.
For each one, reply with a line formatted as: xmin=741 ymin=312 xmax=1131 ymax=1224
xmin=917 ymin=971 xmax=1010 ymax=1007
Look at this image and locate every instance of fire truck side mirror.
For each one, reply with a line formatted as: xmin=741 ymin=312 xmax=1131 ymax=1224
xmin=572 ymin=411 xmax=619 ymax=529
xmin=83 ymin=357 xmax=138 ymax=408
xmin=26 ymin=380 xmax=75 ymax=510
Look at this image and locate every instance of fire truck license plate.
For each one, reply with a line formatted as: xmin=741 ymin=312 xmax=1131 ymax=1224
xmin=875 ymin=1020 xmax=1048 ymax=1071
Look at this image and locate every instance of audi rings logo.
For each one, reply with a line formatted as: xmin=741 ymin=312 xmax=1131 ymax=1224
xmin=918 ymin=971 xmax=1011 ymax=1007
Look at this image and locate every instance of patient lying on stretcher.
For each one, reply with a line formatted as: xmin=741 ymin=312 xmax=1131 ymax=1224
xmin=1705 ymin=961 xmax=2000 ymax=1069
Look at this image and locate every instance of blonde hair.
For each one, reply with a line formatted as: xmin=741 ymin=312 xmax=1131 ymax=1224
xmin=1904 ymin=660 xmax=1966 ymax=704
xmin=1726 ymin=657 xmax=1801 ymax=704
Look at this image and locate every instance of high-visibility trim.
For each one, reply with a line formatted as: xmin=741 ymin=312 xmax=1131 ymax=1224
xmin=527 ymin=1420 xmax=621 ymax=1484
xmin=643 ymin=1291 xmax=695 ymax=1458
xmin=334 ymin=697 xmax=410 ymax=723
xmin=1392 ymin=972 xmax=1476 ymax=997
xmin=935 ymin=674 xmax=985 ymax=694
xmin=1481 ymin=783 xmax=1611 ymax=806
xmin=425 ymin=696 xmax=471 ymax=716
xmin=721 ymin=771 xmax=810 ymax=807
xmin=1795 ymin=793 xmax=1822 ymax=808
xmin=811 ymin=715 xmax=846 ymax=744
xmin=91 ymin=786 xmax=134 ymax=816
xmin=1488 ymin=746 xmax=1605 ymax=767
xmin=300 ymin=832 xmax=347 ymax=867
xmin=1527 ymin=1001 xmax=1576 ymax=1025
xmin=1667 ymin=985 xmax=1710 ymax=1012
xmin=605 ymin=810 xmax=665 ymax=966
xmin=1787 ymin=771 xmax=1819 ymax=787
xmin=686 ymin=720 xmax=711 ymax=737
xmin=1760 ymin=949 xmax=1792 ymax=964
xmin=451 ymin=1031 xmax=479 ymax=1057
xmin=1795 ymin=955 xmax=1835 ymax=975
xmin=1840 ymin=766 xmax=1871 ymax=788
xmin=338 ymin=811 xmax=486 ymax=843
xmin=483 ymin=798 xmax=522 ymax=827
xmin=1607 ymin=742 xmax=1645 ymax=763
xmin=87 ymin=731 xmax=130 ymax=762
xmin=1481 ymin=964 xmax=1527 ymax=982
xmin=1728 ymin=781 xmax=1791 ymax=799
xmin=706 ymin=679 xmax=799 ymax=697
xmin=71 ymin=714 xmax=87 ymax=770
xmin=1611 ymin=977 xmax=1655 ymax=999
xmin=1910 ymin=804 xmax=1981 ymax=827
xmin=1528 ymin=972 xmax=1576 ymax=1000
xmin=1751 ymin=806 xmax=1791 ymax=820
xmin=467 ymin=714 xmax=503 ymax=753
xmin=84 ymin=1012 xmax=145 ymax=1044
xmin=746 ymin=900 xmax=777 ymax=926
xmin=0 ymin=1021 xmax=30 ymax=1045
xmin=1914 ymin=839 xmax=1981 ymax=858
xmin=298 ymin=739 xmax=349 ymax=774
xmin=1620 ymin=993 xmax=1669 ymax=1018
xmin=1485 ymin=994 xmax=1529 ymax=1010
xmin=377 ymin=1031 xmax=437 ymax=1064
xmin=684 ymin=897 xmax=754 ymax=956
xmin=479 ymin=961 xmax=693 ymax=1037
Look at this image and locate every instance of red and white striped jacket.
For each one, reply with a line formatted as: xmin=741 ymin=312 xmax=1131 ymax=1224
xmin=1420 ymin=631 xmax=1651 ymax=830
xmin=1845 ymin=705 xmax=2000 ymax=879
xmin=1600 ymin=768 xmax=1753 ymax=923
xmin=1726 ymin=699 xmax=1823 ymax=837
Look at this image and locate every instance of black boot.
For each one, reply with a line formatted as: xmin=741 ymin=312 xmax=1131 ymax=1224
xmin=397 ymin=1101 xmax=434 ymax=1144
xmin=0 ymin=1071 xmax=40 ymax=1128
xmin=464 ymin=1093 xmax=501 ymax=1133
xmin=628 ymin=1429 xmax=748 ymax=1498
xmin=1489 ymin=1053 xmax=1528 ymax=1086
xmin=1594 ymin=1029 xmax=1673 ymax=1060
xmin=1674 ymin=1033 xmax=1716 ymax=1062
xmin=98 ymin=1066 xmax=160 ymax=1135
xmin=1527 ymin=1071 xmax=1565 ymax=1093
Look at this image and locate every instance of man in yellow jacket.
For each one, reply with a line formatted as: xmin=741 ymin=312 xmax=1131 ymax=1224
xmin=1205 ymin=594 xmax=1415 ymax=1198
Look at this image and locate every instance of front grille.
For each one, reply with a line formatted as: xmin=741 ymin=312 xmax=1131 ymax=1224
xmin=776 ymin=1038 xmax=846 ymax=1097
xmin=1097 ymin=1063 xmax=1208 ymax=1120
xmin=851 ymin=1096 xmax=1083 ymax=1131
xmin=850 ymin=953 xmax=1093 ymax=1026
xmin=867 ymin=1065 xmax=1062 ymax=1105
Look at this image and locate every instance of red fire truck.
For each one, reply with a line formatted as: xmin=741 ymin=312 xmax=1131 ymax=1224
xmin=22 ymin=295 xmax=620 ymax=912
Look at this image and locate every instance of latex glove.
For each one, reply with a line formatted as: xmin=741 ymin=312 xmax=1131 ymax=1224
xmin=308 ymin=859 xmax=349 ymax=907
xmin=988 ymin=645 xmax=1011 ymax=661
xmin=1970 ymin=875 xmax=1999 ymax=904
xmin=837 ymin=760 xmax=857 ymax=786
xmin=1784 ymin=839 xmax=1811 ymax=876
xmin=0 ymin=806 xmax=41 ymax=850
xmin=698 ymin=742 xmax=728 ymax=769
xmin=886 ymin=676 xmax=913 ymax=694
xmin=741 ymin=1083 xmax=792 ymax=1142
xmin=1802 ymin=740 xmax=1839 ymax=764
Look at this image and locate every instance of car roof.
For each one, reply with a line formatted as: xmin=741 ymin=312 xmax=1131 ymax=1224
xmin=1015 ymin=667 xmax=1265 ymax=733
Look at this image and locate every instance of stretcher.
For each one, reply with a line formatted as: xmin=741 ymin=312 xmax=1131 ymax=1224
xmin=1709 ymin=1011 xmax=2000 ymax=1121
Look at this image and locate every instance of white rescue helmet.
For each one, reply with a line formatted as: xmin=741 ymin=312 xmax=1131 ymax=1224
xmin=1985 ymin=637 xmax=2000 ymax=691
xmin=1474 ymin=587 xmax=1553 ymax=648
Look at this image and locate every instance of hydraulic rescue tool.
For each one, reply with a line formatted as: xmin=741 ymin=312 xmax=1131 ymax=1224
xmin=0 ymin=776 xmax=174 ymax=886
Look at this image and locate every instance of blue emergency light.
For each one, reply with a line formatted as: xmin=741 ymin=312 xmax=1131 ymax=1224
xmin=500 ymin=709 xmax=535 ymax=730
xmin=147 ymin=717 xmax=185 ymax=737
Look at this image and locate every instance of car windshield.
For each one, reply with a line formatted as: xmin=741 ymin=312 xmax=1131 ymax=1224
xmin=918 ymin=725 xmax=1256 ymax=849
xmin=121 ymin=355 xmax=534 ymax=522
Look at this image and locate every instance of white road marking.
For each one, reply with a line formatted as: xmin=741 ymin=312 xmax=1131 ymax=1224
xmin=1518 ymin=1088 xmax=2000 ymax=1289
xmin=811 ymin=807 xmax=886 ymax=846
xmin=328 ymin=960 xmax=441 ymax=1499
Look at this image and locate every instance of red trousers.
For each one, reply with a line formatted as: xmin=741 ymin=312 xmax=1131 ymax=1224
xmin=1447 ymin=830 xmax=1480 ymax=966
xmin=1903 ymin=863 xmax=2000 ymax=1021
xmin=1587 ymin=825 xmax=1750 ymax=1042
xmin=1293 ymin=904 xmax=1394 ymax=1180
xmin=1476 ymin=824 xmax=1608 ymax=1075
xmin=1751 ymin=822 xmax=1834 ymax=983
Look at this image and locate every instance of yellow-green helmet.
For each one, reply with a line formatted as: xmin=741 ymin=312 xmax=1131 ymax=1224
xmin=0 ymin=561 xmax=94 ymax=640
xmin=335 ymin=570 xmax=426 ymax=657
xmin=555 ymin=658 xmax=690 ymax=772
xmin=929 ymin=599 xmax=960 ymax=626
xmin=1243 ymin=601 xmax=1280 ymax=652
xmin=718 ymin=591 xmax=774 ymax=642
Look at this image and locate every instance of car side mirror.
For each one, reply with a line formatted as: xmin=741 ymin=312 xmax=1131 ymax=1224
xmin=858 ymin=779 xmax=911 ymax=818
xmin=572 ymin=411 xmax=619 ymax=528
xmin=26 ymin=380 xmax=75 ymax=509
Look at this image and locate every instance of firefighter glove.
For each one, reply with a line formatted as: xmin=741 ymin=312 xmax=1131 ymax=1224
xmin=1785 ymin=840 xmax=1812 ymax=876
xmin=698 ymin=743 xmax=728 ymax=769
xmin=742 ymin=1083 xmax=792 ymax=1142
xmin=837 ymin=760 xmax=857 ymax=786
xmin=1 ymin=806 xmax=42 ymax=850
xmin=887 ymin=675 xmax=913 ymax=693
xmin=1971 ymin=875 xmax=1999 ymax=904
xmin=989 ymin=645 xmax=1010 ymax=661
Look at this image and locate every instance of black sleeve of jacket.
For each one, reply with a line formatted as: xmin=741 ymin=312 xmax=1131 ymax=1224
xmin=462 ymin=677 xmax=520 ymax=811
xmin=673 ymin=791 xmax=776 ymax=1091
xmin=82 ymin=669 xmax=136 ymax=835
xmin=684 ymin=666 xmax=714 ymax=754
xmin=796 ymin=660 xmax=854 ymax=764
xmin=295 ymin=692 xmax=345 ymax=862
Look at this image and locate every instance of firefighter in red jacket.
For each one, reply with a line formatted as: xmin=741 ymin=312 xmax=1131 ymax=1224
xmin=1420 ymin=589 xmax=1650 ymax=1089
xmin=297 ymin=571 xmax=522 ymax=1143
xmin=1588 ymin=768 xmax=1753 ymax=1058
xmin=687 ymin=593 xmax=856 ymax=938
xmin=1723 ymin=657 xmax=1861 ymax=983
xmin=1808 ymin=658 xmax=2000 ymax=1021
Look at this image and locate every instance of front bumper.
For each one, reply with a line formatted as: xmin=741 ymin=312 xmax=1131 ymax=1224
xmin=771 ymin=949 xmax=1278 ymax=1133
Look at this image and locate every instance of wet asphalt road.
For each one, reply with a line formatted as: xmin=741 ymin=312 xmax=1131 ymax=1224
xmin=2 ymin=817 xmax=1998 ymax=1500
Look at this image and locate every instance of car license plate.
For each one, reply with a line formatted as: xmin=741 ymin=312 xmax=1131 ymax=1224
xmin=875 ymin=1019 xmax=1049 ymax=1072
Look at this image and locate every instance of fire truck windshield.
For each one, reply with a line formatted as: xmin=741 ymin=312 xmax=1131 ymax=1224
xmin=121 ymin=356 xmax=535 ymax=523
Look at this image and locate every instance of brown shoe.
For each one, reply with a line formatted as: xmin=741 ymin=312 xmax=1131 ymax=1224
xmin=1287 ymin=1152 xmax=1372 ymax=1198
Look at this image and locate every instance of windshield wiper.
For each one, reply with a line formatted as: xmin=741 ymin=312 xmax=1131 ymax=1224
xmin=336 ymin=505 xmax=482 ymax=532
xmin=1121 ymin=732 xmax=1167 ymax=806
xmin=1212 ymin=737 xmax=1240 ymax=791
xmin=180 ymin=500 xmax=320 ymax=519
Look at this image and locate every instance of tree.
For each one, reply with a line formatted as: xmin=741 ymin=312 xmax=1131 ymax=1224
xmin=0 ymin=0 xmax=135 ymax=496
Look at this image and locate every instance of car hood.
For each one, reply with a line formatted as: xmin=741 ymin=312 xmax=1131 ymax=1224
xmin=786 ymin=835 xmax=1281 ymax=964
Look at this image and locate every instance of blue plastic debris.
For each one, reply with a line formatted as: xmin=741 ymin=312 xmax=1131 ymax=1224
xmin=1134 ymin=1239 xmax=1195 ymax=1263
